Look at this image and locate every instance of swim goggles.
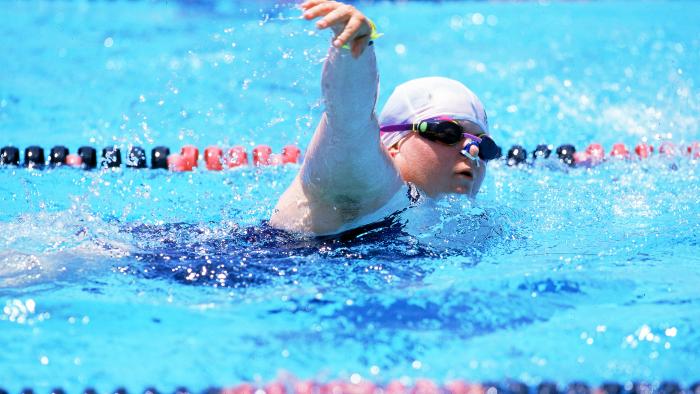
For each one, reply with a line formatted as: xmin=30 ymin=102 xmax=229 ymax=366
xmin=380 ymin=116 xmax=501 ymax=163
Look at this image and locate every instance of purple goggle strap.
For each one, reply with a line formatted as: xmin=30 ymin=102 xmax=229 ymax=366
xmin=379 ymin=123 xmax=484 ymax=143
xmin=379 ymin=123 xmax=416 ymax=133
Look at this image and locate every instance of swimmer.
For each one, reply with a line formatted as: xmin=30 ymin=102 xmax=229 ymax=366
xmin=270 ymin=0 xmax=499 ymax=235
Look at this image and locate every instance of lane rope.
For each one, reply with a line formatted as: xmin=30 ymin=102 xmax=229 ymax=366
xmin=504 ymin=141 xmax=700 ymax=167
xmin=4 ymin=379 xmax=697 ymax=394
xmin=0 ymin=145 xmax=302 ymax=172
xmin=1 ymin=141 xmax=699 ymax=172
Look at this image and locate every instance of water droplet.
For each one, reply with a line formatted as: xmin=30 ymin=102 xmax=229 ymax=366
xmin=395 ymin=44 xmax=406 ymax=56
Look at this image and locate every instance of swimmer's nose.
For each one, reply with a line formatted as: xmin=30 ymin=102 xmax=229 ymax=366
xmin=467 ymin=144 xmax=480 ymax=160
xmin=461 ymin=140 xmax=481 ymax=167
xmin=462 ymin=141 xmax=479 ymax=158
xmin=470 ymin=144 xmax=482 ymax=167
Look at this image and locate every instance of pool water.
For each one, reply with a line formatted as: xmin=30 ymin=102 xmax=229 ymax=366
xmin=1 ymin=0 xmax=700 ymax=392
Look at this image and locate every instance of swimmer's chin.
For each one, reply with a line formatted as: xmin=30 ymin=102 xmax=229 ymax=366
xmin=450 ymin=180 xmax=472 ymax=195
xmin=429 ymin=186 xmax=475 ymax=199
xmin=451 ymin=174 xmax=478 ymax=196
xmin=450 ymin=183 xmax=479 ymax=197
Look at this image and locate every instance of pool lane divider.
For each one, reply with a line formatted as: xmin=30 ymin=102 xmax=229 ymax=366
xmin=1 ymin=141 xmax=699 ymax=172
xmin=505 ymin=141 xmax=700 ymax=167
xmin=0 ymin=144 xmax=302 ymax=171
xmin=3 ymin=380 xmax=698 ymax=394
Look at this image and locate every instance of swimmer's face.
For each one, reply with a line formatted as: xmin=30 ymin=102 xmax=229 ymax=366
xmin=390 ymin=121 xmax=486 ymax=198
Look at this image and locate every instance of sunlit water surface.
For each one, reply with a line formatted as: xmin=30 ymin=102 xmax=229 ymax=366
xmin=1 ymin=1 xmax=700 ymax=392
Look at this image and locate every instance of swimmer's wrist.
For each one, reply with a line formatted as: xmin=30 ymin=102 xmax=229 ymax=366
xmin=367 ymin=18 xmax=383 ymax=40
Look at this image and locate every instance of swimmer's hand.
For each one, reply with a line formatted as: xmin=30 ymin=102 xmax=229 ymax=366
xmin=301 ymin=0 xmax=373 ymax=58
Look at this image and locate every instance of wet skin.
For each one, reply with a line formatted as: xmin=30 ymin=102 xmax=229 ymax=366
xmin=389 ymin=121 xmax=486 ymax=198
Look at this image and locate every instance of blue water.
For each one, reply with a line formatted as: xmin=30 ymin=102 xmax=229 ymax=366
xmin=1 ymin=0 xmax=700 ymax=392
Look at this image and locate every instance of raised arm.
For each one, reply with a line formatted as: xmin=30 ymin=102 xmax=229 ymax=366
xmin=269 ymin=1 xmax=404 ymax=235
xmin=300 ymin=1 xmax=401 ymax=200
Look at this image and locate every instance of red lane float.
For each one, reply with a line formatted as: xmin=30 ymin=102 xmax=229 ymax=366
xmin=687 ymin=142 xmax=700 ymax=159
xmin=573 ymin=151 xmax=589 ymax=166
xmin=573 ymin=142 xmax=606 ymax=167
xmin=320 ymin=381 xmax=344 ymax=394
xmin=294 ymin=381 xmax=316 ymax=394
xmin=412 ymin=379 xmax=440 ymax=394
xmin=384 ymin=381 xmax=407 ymax=394
xmin=609 ymin=143 xmax=630 ymax=158
xmin=167 ymin=154 xmax=191 ymax=172
xmin=264 ymin=382 xmax=287 ymax=394
xmin=353 ymin=382 xmax=378 ymax=394
xmin=181 ymin=145 xmax=199 ymax=169
xmin=322 ymin=381 xmax=377 ymax=394
xmin=282 ymin=144 xmax=302 ymax=164
xmin=65 ymin=154 xmax=83 ymax=167
xmin=635 ymin=143 xmax=654 ymax=159
xmin=227 ymin=146 xmax=249 ymax=168
xmin=659 ymin=142 xmax=678 ymax=156
xmin=205 ymin=146 xmax=223 ymax=171
xmin=253 ymin=145 xmax=273 ymax=166
xmin=585 ymin=143 xmax=605 ymax=164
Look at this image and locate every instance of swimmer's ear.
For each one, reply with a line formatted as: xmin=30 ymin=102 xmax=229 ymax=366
xmin=387 ymin=145 xmax=399 ymax=158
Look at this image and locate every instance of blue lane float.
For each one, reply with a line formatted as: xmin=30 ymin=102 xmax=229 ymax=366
xmin=49 ymin=145 xmax=69 ymax=166
xmin=0 ymin=146 xmax=20 ymax=166
xmin=102 ymin=147 xmax=122 ymax=168
xmin=78 ymin=146 xmax=97 ymax=169
xmin=151 ymin=146 xmax=170 ymax=169
xmin=24 ymin=146 xmax=45 ymax=168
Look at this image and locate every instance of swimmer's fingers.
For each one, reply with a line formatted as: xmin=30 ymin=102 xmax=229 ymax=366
xmin=339 ymin=16 xmax=370 ymax=57
xmin=300 ymin=0 xmax=327 ymax=11
xmin=322 ymin=9 xmax=371 ymax=49
xmin=301 ymin=1 xmax=340 ymax=23
xmin=300 ymin=0 xmax=371 ymax=56
xmin=314 ymin=3 xmax=355 ymax=35
xmin=328 ymin=14 xmax=369 ymax=48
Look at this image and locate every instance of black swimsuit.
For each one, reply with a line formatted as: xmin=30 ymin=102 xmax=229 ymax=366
xmin=315 ymin=182 xmax=424 ymax=242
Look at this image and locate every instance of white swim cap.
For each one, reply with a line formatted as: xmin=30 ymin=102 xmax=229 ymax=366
xmin=378 ymin=77 xmax=488 ymax=148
